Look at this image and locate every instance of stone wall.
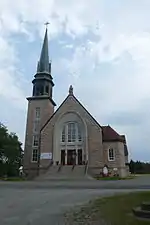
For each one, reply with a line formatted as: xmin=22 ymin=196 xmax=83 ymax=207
xmin=40 ymin=95 xmax=104 ymax=169
xmin=23 ymin=98 xmax=54 ymax=177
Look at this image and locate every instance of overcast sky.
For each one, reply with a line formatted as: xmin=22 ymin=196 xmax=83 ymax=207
xmin=0 ymin=0 xmax=150 ymax=161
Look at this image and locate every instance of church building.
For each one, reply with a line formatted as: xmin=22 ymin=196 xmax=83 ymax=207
xmin=23 ymin=28 xmax=129 ymax=179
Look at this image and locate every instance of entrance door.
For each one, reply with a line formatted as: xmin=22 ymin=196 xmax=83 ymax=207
xmin=78 ymin=149 xmax=82 ymax=165
xmin=67 ymin=150 xmax=76 ymax=165
xmin=61 ymin=150 xmax=65 ymax=165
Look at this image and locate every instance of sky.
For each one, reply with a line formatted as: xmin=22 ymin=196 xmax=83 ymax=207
xmin=0 ymin=0 xmax=150 ymax=161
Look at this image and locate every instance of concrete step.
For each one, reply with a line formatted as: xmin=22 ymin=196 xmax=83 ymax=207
xmin=58 ymin=166 xmax=85 ymax=176
xmin=43 ymin=165 xmax=60 ymax=175
xmin=133 ymin=207 xmax=150 ymax=219
xmin=141 ymin=202 xmax=150 ymax=211
xmin=37 ymin=165 xmax=87 ymax=180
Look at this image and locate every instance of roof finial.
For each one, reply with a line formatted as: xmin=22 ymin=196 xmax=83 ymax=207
xmin=69 ymin=85 xmax=73 ymax=95
xmin=44 ymin=22 xmax=50 ymax=29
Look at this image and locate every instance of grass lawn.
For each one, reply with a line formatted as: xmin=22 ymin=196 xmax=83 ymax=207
xmin=94 ymin=175 xmax=135 ymax=180
xmin=0 ymin=177 xmax=26 ymax=181
xmin=64 ymin=191 xmax=150 ymax=225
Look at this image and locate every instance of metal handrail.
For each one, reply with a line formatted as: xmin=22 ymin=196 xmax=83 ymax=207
xmin=84 ymin=160 xmax=88 ymax=174
xmin=72 ymin=163 xmax=75 ymax=171
xmin=58 ymin=163 xmax=62 ymax=172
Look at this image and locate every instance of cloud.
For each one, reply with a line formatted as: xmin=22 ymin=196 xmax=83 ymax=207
xmin=0 ymin=0 xmax=150 ymax=160
xmin=63 ymin=44 xmax=73 ymax=49
xmin=59 ymin=19 xmax=150 ymax=160
xmin=64 ymin=31 xmax=150 ymax=112
xmin=0 ymin=0 xmax=104 ymax=110
xmin=0 ymin=0 xmax=103 ymax=38
xmin=0 ymin=36 xmax=27 ymax=109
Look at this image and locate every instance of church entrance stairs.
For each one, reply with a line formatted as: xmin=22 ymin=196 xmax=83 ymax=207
xmin=35 ymin=165 xmax=91 ymax=181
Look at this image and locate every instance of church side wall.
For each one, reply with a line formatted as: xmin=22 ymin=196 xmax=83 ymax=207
xmin=87 ymin=120 xmax=103 ymax=167
xmin=102 ymin=141 xmax=127 ymax=177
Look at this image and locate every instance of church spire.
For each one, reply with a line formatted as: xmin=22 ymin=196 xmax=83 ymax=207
xmin=31 ymin=23 xmax=56 ymax=106
xmin=37 ymin=26 xmax=50 ymax=74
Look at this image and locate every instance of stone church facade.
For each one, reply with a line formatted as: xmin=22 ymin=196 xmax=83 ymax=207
xmin=23 ymin=28 xmax=129 ymax=179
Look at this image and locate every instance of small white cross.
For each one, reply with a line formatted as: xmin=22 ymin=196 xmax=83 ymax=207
xmin=44 ymin=22 xmax=50 ymax=29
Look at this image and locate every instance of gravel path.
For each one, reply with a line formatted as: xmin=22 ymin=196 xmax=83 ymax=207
xmin=0 ymin=175 xmax=150 ymax=224
xmin=0 ymin=185 xmax=137 ymax=225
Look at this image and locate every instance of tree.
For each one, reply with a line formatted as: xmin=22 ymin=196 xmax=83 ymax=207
xmin=129 ymin=160 xmax=135 ymax=174
xmin=134 ymin=161 xmax=144 ymax=174
xmin=129 ymin=159 xmax=150 ymax=174
xmin=0 ymin=123 xmax=23 ymax=177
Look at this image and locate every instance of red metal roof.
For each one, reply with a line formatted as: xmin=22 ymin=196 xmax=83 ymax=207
xmin=102 ymin=125 xmax=124 ymax=142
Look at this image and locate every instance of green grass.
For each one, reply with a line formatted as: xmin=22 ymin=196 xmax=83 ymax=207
xmin=94 ymin=175 xmax=135 ymax=180
xmin=0 ymin=177 xmax=26 ymax=181
xmin=96 ymin=192 xmax=150 ymax=225
xmin=65 ymin=192 xmax=150 ymax=225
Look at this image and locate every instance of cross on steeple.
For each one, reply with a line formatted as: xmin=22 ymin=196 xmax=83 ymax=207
xmin=69 ymin=85 xmax=73 ymax=95
xmin=44 ymin=22 xmax=50 ymax=29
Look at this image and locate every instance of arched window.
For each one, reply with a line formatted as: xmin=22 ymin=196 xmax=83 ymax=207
xmin=62 ymin=125 xmax=65 ymax=142
xmin=78 ymin=125 xmax=82 ymax=142
xmin=45 ymin=85 xmax=49 ymax=95
xmin=35 ymin=85 xmax=44 ymax=96
xmin=108 ymin=148 xmax=115 ymax=161
xmin=33 ymin=85 xmax=35 ymax=96
xmin=39 ymin=86 xmax=44 ymax=95
xmin=68 ymin=123 xmax=76 ymax=142
xmin=61 ymin=122 xmax=82 ymax=143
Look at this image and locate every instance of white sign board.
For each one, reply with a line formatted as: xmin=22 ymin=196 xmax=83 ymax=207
xmin=40 ymin=153 xmax=52 ymax=160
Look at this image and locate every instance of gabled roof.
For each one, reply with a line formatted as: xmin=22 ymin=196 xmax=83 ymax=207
xmin=71 ymin=95 xmax=102 ymax=128
xmin=41 ymin=93 xmax=102 ymax=132
xmin=120 ymin=135 xmax=126 ymax=143
xmin=40 ymin=89 xmax=128 ymax=150
xmin=102 ymin=125 xmax=124 ymax=142
xmin=102 ymin=125 xmax=129 ymax=155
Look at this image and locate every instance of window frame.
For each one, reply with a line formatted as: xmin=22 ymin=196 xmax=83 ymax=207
xmin=78 ymin=125 xmax=82 ymax=142
xmin=60 ymin=122 xmax=82 ymax=144
xmin=67 ymin=122 xmax=76 ymax=143
xmin=31 ymin=148 xmax=38 ymax=162
xmin=108 ymin=148 xmax=115 ymax=161
xmin=61 ymin=125 xmax=66 ymax=142
xmin=35 ymin=107 xmax=40 ymax=119
xmin=32 ymin=134 xmax=39 ymax=147
xmin=33 ymin=120 xmax=40 ymax=133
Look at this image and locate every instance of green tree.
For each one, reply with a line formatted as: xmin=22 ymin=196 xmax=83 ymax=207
xmin=129 ymin=160 xmax=135 ymax=174
xmin=134 ymin=161 xmax=144 ymax=174
xmin=129 ymin=159 xmax=150 ymax=174
xmin=0 ymin=123 xmax=23 ymax=177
